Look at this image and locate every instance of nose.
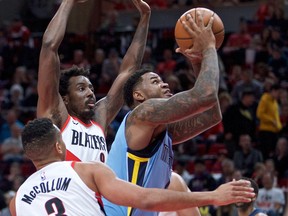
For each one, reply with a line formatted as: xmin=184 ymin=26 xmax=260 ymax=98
xmin=87 ymin=88 xmax=94 ymax=96
xmin=160 ymin=82 xmax=169 ymax=89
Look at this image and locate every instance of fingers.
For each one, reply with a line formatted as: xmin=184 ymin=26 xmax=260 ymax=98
xmin=230 ymin=179 xmax=251 ymax=187
xmin=231 ymin=190 xmax=255 ymax=203
xmin=196 ymin=11 xmax=204 ymax=28
xmin=206 ymin=13 xmax=214 ymax=29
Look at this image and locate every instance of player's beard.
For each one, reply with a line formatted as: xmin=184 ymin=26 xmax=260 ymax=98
xmin=235 ymin=202 xmax=251 ymax=211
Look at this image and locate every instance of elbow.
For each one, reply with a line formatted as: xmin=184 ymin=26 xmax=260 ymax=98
xmin=203 ymin=91 xmax=219 ymax=108
xmin=41 ymin=36 xmax=58 ymax=52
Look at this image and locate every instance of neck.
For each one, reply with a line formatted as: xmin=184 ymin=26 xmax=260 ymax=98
xmin=238 ymin=206 xmax=254 ymax=216
xmin=34 ymin=158 xmax=62 ymax=170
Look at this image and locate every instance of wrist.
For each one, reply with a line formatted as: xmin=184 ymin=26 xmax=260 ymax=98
xmin=202 ymin=47 xmax=217 ymax=56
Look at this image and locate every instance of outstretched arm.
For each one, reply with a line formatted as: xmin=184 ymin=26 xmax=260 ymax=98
xmin=37 ymin=0 xmax=80 ymax=127
xmin=76 ymin=162 xmax=255 ymax=212
xmin=95 ymin=0 xmax=151 ymax=130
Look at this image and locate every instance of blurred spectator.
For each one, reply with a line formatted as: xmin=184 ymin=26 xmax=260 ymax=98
xmin=156 ymin=48 xmax=177 ymax=78
xmin=233 ymin=169 xmax=243 ymax=180
xmin=164 ymin=74 xmax=182 ymax=94
xmin=252 ymin=162 xmax=266 ymax=189
xmin=222 ymin=17 xmax=252 ymax=71
xmin=257 ymin=83 xmax=282 ymax=160
xmin=89 ymin=48 xmax=106 ymax=93
xmin=230 ymin=67 xmax=263 ymax=104
xmin=188 ymin=158 xmax=217 ymax=192
xmin=226 ymin=64 xmax=243 ymax=92
xmin=62 ymin=49 xmax=90 ymax=70
xmin=211 ymin=149 xmax=229 ymax=173
xmin=272 ymin=137 xmax=288 ymax=179
xmin=233 ymin=134 xmax=263 ymax=177
xmin=253 ymin=28 xmax=271 ymax=65
xmin=223 ymin=90 xmax=258 ymax=157
xmin=1 ymin=123 xmax=23 ymax=162
xmin=2 ymin=84 xmax=24 ymax=110
xmin=280 ymin=102 xmax=288 ymax=137
xmin=98 ymin=48 xmax=122 ymax=94
xmin=254 ymin=0 xmax=276 ymax=25
xmin=1 ymin=22 xmax=35 ymax=77
xmin=173 ymin=159 xmax=192 ymax=185
xmin=0 ymin=190 xmax=15 ymax=216
xmin=142 ymin=45 xmax=157 ymax=71
xmin=255 ymin=172 xmax=285 ymax=216
xmin=253 ymin=63 xmax=274 ymax=84
xmin=0 ymin=109 xmax=24 ymax=144
xmin=216 ymin=158 xmax=235 ymax=186
xmin=267 ymin=45 xmax=288 ymax=82
xmin=98 ymin=10 xmax=122 ymax=52
xmin=264 ymin=158 xmax=278 ymax=187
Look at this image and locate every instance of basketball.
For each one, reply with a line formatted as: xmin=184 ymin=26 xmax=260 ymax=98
xmin=174 ymin=7 xmax=225 ymax=50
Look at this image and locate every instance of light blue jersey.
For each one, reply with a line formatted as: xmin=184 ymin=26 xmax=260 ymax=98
xmin=103 ymin=113 xmax=174 ymax=216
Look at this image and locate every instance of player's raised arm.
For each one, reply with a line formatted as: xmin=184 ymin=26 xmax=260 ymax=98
xmin=95 ymin=0 xmax=151 ymax=130
xmin=37 ymin=0 xmax=82 ymax=126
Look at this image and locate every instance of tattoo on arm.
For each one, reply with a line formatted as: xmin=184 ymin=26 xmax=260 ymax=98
xmin=168 ymin=105 xmax=221 ymax=144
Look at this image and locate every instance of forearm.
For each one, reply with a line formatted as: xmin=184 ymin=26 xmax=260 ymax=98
xmin=119 ymin=10 xmax=150 ymax=73
xmin=193 ymin=47 xmax=219 ymax=96
xmin=42 ymin=0 xmax=74 ymax=50
xmin=140 ymin=189 xmax=216 ymax=211
xmin=191 ymin=62 xmax=201 ymax=78
xmin=169 ymin=103 xmax=222 ymax=144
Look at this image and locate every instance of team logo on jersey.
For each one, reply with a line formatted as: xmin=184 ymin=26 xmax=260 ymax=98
xmin=72 ymin=120 xmax=79 ymax=125
xmin=41 ymin=172 xmax=46 ymax=181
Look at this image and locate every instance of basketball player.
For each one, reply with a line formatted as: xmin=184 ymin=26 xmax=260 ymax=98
xmin=36 ymin=1 xmax=202 ymax=215
xmin=9 ymin=118 xmax=255 ymax=216
xmin=103 ymin=12 xmax=223 ymax=216
xmin=236 ymin=178 xmax=268 ymax=216
xmin=36 ymin=0 xmax=150 ymax=163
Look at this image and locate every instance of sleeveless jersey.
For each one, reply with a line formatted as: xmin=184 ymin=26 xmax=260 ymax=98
xmin=249 ymin=208 xmax=266 ymax=216
xmin=103 ymin=113 xmax=174 ymax=216
xmin=15 ymin=161 xmax=106 ymax=216
xmin=61 ymin=115 xmax=108 ymax=163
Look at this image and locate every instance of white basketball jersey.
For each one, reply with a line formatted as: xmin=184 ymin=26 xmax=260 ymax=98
xmin=61 ymin=115 xmax=108 ymax=163
xmin=15 ymin=161 xmax=106 ymax=216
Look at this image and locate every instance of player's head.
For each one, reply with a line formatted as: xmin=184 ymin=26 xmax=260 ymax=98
xmin=60 ymin=65 xmax=96 ymax=121
xmin=21 ymin=118 xmax=66 ymax=163
xmin=235 ymin=177 xmax=258 ymax=210
xmin=124 ymin=68 xmax=172 ymax=108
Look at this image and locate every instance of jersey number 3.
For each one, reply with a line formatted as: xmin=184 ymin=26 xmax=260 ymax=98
xmin=45 ymin=197 xmax=67 ymax=216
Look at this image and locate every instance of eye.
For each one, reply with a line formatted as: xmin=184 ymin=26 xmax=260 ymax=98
xmin=152 ymin=80 xmax=158 ymax=84
xmin=79 ymin=87 xmax=85 ymax=91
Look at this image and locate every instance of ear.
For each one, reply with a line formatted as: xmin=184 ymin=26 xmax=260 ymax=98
xmin=62 ymin=95 xmax=69 ymax=105
xmin=133 ymin=90 xmax=145 ymax=102
xmin=55 ymin=142 xmax=64 ymax=154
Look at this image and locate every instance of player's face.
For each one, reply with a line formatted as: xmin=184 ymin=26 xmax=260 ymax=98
xmin=66 ymin=76 xmax=96 ymax=120
xmin=137 ymin=72 xmax=173 ymax=99
xmin=235 ymin=201 xmax=251 ymax=210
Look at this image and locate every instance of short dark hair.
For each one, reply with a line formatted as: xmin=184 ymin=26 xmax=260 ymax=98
xmin=123 ymin=68 xmax=151 ymax=108
xmin=241 ymin=177 xmax=259 ymax=197
xmin=22 ymin=118 xmax=58 ymax=160
xmin=59 ymin=65 xmax=90 ymax=96
xmin=241 ymin=89 xmax=254 ymax=98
